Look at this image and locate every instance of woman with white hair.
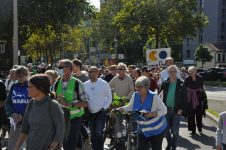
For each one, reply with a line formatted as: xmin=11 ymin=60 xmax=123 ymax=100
xmin=118 ymin=76 xmax=167 ymax=150
xmin=184 ymin=66 xmax=208 ymax=134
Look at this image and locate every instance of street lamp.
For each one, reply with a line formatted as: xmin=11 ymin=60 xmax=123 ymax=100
xmin=13 ymin=0 xmax=18 ymax=65
xmin=114 ymin=37 xmax=118 ymax=63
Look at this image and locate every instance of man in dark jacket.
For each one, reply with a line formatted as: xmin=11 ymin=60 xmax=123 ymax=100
xmin=160 ymin=65 xmax=186 ymax=150
xmin=0 ymin=80 xmax=7 ymax=148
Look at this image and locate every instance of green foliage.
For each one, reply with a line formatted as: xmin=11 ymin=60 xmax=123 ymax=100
xmin=204 ymin=81 xmax=226 ymax=87
xmin=92 ymin=0 xmax=123 ymax=51
xmin=18 ymin=0 xmax=95 ymax=47
xmin=195 ymin=44 xmax=213 ymax=68
xmin=114 ymin=0 xmax=208 ymax=48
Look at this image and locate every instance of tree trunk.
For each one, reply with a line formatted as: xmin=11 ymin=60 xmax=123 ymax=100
xmin=155 ymin=26 xmax=160 ymax=48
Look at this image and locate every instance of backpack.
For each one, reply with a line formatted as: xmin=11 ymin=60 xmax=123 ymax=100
xmin=27 ymin=99 xmax=71 ymax=142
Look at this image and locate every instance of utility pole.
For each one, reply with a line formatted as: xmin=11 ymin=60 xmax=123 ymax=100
xmin=13 ymin=0 xmax=18 ymax=65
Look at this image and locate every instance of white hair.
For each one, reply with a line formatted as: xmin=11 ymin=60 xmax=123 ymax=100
xmin=135 ymin=76 xmax=150 ymax=90
xmin=188 ymin=66 xmax=197 ymax=73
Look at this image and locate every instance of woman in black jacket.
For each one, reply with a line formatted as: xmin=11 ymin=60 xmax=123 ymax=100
xmin=184 ymin=66 xmax=208 ymax=134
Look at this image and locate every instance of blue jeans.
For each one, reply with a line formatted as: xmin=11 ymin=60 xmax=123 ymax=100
xmin=165 ymin=110 xmax=181 ymax=149
xmin=88 ymin=110 xmax=107 ymax=150
xmin=63 ymin=117 xmax=82 ymax=150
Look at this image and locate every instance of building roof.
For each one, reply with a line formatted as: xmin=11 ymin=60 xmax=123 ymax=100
xmin=203 ymin=43 xmax=226 ymax=52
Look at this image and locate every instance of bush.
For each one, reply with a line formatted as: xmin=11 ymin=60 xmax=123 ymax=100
xmin=204 ymin=81 xmax=226 ymax=87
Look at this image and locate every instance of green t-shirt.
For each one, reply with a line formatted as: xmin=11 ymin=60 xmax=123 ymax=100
xmin=166 ymin=81 xmax=176 ymax=107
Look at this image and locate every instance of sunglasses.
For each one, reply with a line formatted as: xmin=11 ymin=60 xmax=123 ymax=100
xmin=57 ymin=66 xmax=64 ymax=69
xmin=117 ymin=68 xmax=125 ymax=71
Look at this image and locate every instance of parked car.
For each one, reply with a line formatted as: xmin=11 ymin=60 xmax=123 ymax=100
xmin=197 ymin=68 xmax=208 ymax=73
xmin=198 ymin=68 xmax=226 ymax=81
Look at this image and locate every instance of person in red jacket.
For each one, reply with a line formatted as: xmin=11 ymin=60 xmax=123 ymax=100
xmin=142 ymin=66 xmax=158 ymax=92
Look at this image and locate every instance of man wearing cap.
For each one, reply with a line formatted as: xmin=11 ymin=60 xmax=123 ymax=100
xmin=54 ymin=59 xmax=88 ymax=150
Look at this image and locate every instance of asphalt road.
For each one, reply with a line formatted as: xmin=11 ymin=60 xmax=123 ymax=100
xmin=104 ymin=117 xmax=216 ymax=150
xmin=205 ymin=86 xmax=226 ymax=101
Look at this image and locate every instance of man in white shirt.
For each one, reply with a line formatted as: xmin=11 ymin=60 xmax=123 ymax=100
xmin=159 ymin=57 xmax=182 ymax=86
xmin=5 ymin=69 xmax=17 ymax=95
xmin=84 ymin=66 xmax=112 ymax=150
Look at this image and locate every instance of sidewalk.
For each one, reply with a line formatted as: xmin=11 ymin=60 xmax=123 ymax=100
xmin=206 ymin=99 xmax=226 ymax=124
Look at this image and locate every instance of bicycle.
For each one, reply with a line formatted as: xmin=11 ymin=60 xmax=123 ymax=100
xmin=107 ymin=109 xmax=142 ymax=150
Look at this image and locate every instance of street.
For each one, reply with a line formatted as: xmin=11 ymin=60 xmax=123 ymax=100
xmin=103 ymin=117 xmax=216 ymax=150
xmin=205 ymin=86 xmax=226 ymax=101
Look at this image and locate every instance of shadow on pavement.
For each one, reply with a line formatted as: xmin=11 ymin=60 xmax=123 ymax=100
xmin=177 ymin=135 xmax=200 ymax=150
xmin=202 ymin=124 xmax=217 ymax=132
xmin=190 ymin=133 xmax=215 ymax=149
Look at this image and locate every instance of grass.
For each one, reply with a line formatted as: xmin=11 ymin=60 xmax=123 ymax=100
xmin=204 ymin=81 xmax=226 ymax=87
xmin=207 ymin=109 xmax=220 ymax=118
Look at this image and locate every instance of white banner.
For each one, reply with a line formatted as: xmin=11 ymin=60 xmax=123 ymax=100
xmin=146 ymin=48 xmax=171 ymax=66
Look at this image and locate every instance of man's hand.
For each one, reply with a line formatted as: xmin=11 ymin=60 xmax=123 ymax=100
xmin=144 ymin=112 xmax=157 ymax=118
xmin=116 ymin=107 xmax=124 ymax=113
xmin=12 ymin=113 xmax=22 ymax=124
xmin=177 ymin=109 xmax=182 ymax=115
xmin=216 ymin=145 xmax=222 ymax=150
xmin=49 ymin=141 xmax=59 ymax=149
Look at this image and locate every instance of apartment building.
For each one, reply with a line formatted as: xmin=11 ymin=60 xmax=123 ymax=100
xmin=183 ymin=0 xmax=226 ymax=68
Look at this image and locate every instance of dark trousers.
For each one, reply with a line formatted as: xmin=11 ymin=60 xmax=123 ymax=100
xmin=223 ymin=143 xmax=226 ymax=150
xmin=187 ymin=108 xmax=203 ymax=132
xmin=63 ymin=117 xmax=82 ymax=150
xmin=77 ymin=124 xmax=89 ymax=149
xmin=88 ymin=110 xmax=107 ymax=150
xmin=137 ymin=130 xmax=165 ymax=150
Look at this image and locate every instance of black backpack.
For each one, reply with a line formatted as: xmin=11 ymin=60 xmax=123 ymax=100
xmin=27 ymin=99 xmax=71 ymax=142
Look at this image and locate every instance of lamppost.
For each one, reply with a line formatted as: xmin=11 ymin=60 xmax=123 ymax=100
xmin=114 ymin=37 xmax=118 ymax=63
xmin=13 ymin=0 xmax=18 ymax=65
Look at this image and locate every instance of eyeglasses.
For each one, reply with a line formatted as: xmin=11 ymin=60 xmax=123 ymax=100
xmin=88 ymin=70 xmax=96 ymax=73
xmin=16 ymin=75 xmax=25 ymax=78
xmin=117 ymin=68 xmax=125 ymax=71
xmin=135 ymin=86 xmax=144 ymax=89
xmin=168 ymin=70 xmax=176 ymax=73
xmin=57 ymin=66 xmax=64 ymax=69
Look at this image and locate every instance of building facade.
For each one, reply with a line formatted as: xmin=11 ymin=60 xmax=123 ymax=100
xmin=183 ymin=0 xmax=226 ymax=67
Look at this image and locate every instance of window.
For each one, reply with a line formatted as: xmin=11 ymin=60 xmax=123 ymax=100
xmin=0 ymin=41 xmax=6 ymax=54
xmin=218 ymin=53 xmax=221 ymax=62
xmin=199 ymin=35 xmax=203 ymax=43
xmin=187 ymin=38 xmax=190 ymax=46
xmin=187 ymin=49 xmax=191 ymax=58
xmin=223 ymin=0 xmax=226 ymax=5
xmin=200 ymin=0 xmax=204 ymax=8
xmin=221 ymin=36 xmax=225 ymax=41
xmin=222 ymin=22 xmax=225 ymax=32
xmin=223 ymin=54 xmax=225 ymax=62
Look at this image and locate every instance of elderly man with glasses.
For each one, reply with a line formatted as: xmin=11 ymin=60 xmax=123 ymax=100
xmin=160 ymin=65 xmax=186 ymax=150
xmin=54 ymin=59 xmax=88 ymax=150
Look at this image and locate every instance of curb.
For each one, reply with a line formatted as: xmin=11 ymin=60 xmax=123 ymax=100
xmin=206 ymin=111 xmax=218 ymax=124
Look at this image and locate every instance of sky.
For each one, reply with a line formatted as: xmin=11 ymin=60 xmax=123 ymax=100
xmin=89 ymin=0 xmax=100 ymax=9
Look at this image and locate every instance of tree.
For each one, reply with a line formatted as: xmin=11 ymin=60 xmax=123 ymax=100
xmin=114 ymin=0 xmax=208 ymax=49
xmin=18 ymin=0 xmax=95 ymax=47
xmin=195 ymin=44 xmax=213 ymax=68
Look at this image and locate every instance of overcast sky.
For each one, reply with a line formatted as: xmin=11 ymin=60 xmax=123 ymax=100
xmin=90 ymin=0 xmax=100 ymax=9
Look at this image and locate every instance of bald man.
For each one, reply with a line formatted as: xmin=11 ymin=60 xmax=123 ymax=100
xmin=84 ymin=66 xmax=112 ymax=150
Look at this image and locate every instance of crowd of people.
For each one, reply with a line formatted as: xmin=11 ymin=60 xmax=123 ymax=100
xmin=0 ymin=57 xmax=224 ymax=150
